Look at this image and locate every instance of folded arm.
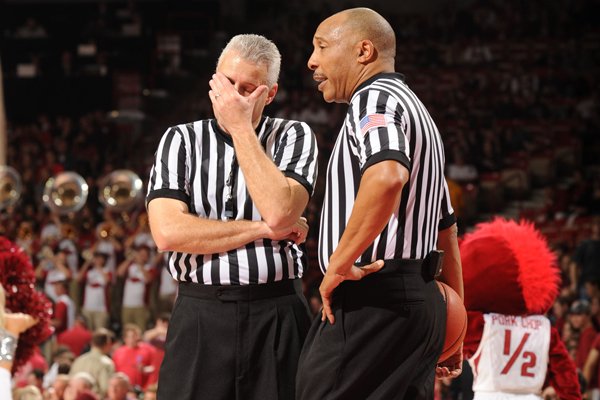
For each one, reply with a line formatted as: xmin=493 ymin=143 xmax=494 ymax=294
xmin=233 ymin=131 xmax=310 ymax=230
xmin=148 ymin=197 xmax=306 ymax=254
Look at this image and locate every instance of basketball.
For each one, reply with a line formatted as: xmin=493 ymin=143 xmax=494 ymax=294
xmin=437 ymin=281 xmax=467 ymax=363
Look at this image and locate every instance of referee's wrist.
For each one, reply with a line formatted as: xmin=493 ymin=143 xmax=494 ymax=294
xmin=326 ymin=255 xmax=351 ymax=277
xmin=257 ymin=220 xmax=270 ymax=237
xmin=325 ymin=268 xmax=348 ymax=279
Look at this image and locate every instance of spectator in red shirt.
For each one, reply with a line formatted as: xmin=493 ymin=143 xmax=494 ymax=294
xmin=111 ymin=324 xmax=156 ymax=391
xmin=142 ymin=313 xmax=170 ymax=387
xmin=583 ymin=332 xmax=600 ymax=398
xmin=57 ymin=315 xmax=93 ymax=356
xmin=569 ymin=300 xmax=598 ymax=370
xmin=50 ymin=279 xmax=75 ymax=336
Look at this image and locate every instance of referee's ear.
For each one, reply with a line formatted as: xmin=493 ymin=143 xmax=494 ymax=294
xmin=265 ymin=83 xmax=279 ymax=105
xmin=357 ymin=40 xmax=377 ymax=64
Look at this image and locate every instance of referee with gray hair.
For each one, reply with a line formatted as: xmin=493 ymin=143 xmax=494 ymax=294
xmin=147 ymin=34 xmax=318 ymax=399
xmin=297 ymin=8 xmax=463 ymax=399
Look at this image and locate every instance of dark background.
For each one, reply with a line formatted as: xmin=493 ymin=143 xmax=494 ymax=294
xmin=1 ymin=1 xmax=599 ymax=398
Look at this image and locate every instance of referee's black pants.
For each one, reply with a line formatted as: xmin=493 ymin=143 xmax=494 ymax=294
xmin=157 ymin=279 xmax=311 ymax=400
xmin=296 ymin=260 xmax=446 ymax=400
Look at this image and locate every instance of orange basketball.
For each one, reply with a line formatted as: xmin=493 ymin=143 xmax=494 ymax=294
xmin=436 ymin=281 xmax=467 ymax=363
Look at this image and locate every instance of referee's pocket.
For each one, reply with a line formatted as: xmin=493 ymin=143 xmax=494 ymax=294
xmin=169 ymin=294 xmax=183 ymax=318
xmin=318 ymin=302 xmax=346 ymax=345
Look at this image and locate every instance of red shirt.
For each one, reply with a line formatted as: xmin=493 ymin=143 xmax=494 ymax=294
xmin=53 ymin=301 xmax=68 ymax=334
xmin=112 ymin=342 xmax=156 ymax=389
xmin=575 ymin=325 xmax=597 ymax=369
xmin=589 ymin=333 xmax=600 ymax=388
xmin=57 ymin=323 xmax=93 ymax=356
xmin=147 ymin=346 xmax=164 ymax=387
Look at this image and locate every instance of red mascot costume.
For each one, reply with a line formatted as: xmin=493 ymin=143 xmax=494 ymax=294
xmin=461 ymin=218 xmax=581 ymax=399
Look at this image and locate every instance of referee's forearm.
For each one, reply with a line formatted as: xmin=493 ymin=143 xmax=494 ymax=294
xmin=154 ymin=217 xmax=268 ymax=254
xmin=232 ymin=128 xmax=307 ymax=228
xmin=148 ymin=198 xmax=269 ymax=254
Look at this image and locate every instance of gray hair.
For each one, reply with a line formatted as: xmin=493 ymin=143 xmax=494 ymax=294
xmin=217 ymin=34 xmax=281 ymax=87
xmin=71 ymin=371 xmax=95 ymax=388
xmin=110 ymin=372 xmax=131 ymax=388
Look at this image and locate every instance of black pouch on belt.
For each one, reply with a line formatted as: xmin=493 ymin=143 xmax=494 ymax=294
xmin=422 ymin=250 xmax=444 ymax=281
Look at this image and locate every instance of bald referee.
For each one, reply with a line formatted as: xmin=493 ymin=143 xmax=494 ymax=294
xmin=296 ymin=8 xmax=464 ymax=399
xmin=147 ymin=34 xmax=318 ymax=399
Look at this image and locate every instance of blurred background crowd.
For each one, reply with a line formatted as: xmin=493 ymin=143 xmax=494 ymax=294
xmin=0 ymin=0 xmax=599 ymax=399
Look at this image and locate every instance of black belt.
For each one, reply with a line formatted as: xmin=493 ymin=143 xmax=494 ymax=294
xmin=178 ymin=279 xmax=300 ymax=302
xmin=376 ymin=259 xmax=423 ymax=274
xmin=356 ymin=250 xmax=444 ymax=282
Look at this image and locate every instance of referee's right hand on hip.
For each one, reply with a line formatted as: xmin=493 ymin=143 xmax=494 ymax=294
xmin=319 ymin=260 xmax=384 ymax=324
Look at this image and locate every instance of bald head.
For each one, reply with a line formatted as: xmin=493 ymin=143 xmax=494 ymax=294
xmin=308 ymin=7 xmax=397 ymax=103
xmin=329 ymin=8 xmax=396 ymax=60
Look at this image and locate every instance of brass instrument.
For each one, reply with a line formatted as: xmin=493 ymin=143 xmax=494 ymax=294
xmin=98 ymin=169 xmax=143 ymax=212
xmin=42 ymin=171 xmax=89 ymax=214
xmin=0 ymin=165 xmax=21 ymax=211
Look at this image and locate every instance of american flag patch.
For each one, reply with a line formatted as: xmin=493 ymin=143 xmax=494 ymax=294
xmin=359 ymin=114 xmax=388 ymax=136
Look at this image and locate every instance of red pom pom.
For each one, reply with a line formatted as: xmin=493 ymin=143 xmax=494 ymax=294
xmin=0 ymin=236 xmax=53 ymax=374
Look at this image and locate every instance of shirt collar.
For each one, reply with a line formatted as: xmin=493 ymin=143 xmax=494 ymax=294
xmin=351 ymin=72 xmax=406 ymax=99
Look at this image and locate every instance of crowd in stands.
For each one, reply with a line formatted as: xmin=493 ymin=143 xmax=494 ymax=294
xmin=1 ymin=0 xmax=599 ymax=398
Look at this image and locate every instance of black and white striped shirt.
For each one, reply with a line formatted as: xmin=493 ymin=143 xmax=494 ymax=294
xmin=147 ymin=116 xmax=318 ymax=285
xmin=318 ymin=72 xmax=455 ymax=273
